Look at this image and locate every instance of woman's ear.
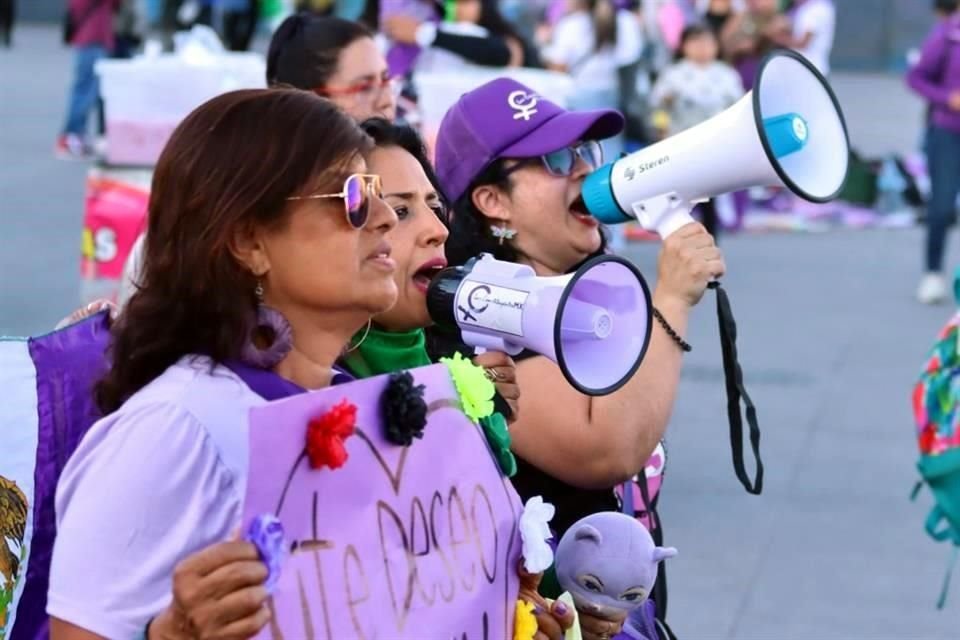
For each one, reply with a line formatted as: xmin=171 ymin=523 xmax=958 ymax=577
xmin=228 ymin=223 xmax=270 ymax=278
xmin=470 ymin=183 xmax=512 ymax=224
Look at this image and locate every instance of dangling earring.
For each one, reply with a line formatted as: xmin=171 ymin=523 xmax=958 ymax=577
xmin=345 ymin=318 xmax=373 ymax=353
xmin=491 ymin=223 xmax=517 ymax=246
xmin=240 ymin=278 xmax=294 ymax=369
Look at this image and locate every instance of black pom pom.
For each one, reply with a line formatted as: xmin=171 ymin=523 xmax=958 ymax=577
xmin=381 ymin=371 xmax=428 ymax=446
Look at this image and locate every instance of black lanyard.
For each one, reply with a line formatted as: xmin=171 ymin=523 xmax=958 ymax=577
xmin=709 ymin=281 xmax=764 ymax=495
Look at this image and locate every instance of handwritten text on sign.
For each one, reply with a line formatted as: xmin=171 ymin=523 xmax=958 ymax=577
xmin=242 ymin=364 xmax=523 ymax=639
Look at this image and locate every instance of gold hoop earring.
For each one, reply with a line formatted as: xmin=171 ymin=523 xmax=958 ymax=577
xmin=345 ymin=319 xmax=373 ymax=353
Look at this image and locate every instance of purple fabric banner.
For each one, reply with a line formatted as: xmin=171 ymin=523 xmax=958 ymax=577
xmin=8 ymin=312 xmax=111 ymax=640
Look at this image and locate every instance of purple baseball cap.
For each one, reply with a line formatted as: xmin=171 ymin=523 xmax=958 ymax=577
xmin=435 ymin=77 xmax=625 ymax=203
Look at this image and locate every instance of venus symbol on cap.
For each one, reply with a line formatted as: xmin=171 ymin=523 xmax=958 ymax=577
xmin=508 ymin=90 xmax=539 ymax=121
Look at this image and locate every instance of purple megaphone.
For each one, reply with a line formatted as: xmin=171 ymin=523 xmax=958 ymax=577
xmin=427 ymin=253 xmax=652 ymax=396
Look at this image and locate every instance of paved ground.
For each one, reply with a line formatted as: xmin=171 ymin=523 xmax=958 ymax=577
xmin=2 ymin=23 xmax=957 ymax=639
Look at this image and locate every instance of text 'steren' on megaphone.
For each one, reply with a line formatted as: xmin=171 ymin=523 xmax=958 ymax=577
xmin=427 ymin=254 xmax=653 ymax=396
xmin=581 ymin=49 xmax=850 ymax=238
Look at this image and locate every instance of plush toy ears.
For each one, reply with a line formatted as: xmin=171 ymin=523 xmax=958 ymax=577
xmin=652 ymin=547 xmax=678 ymax=562
xmin=574 ymin=524 xmax=603 ymax=546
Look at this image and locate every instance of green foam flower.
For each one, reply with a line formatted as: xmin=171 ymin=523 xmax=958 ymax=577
xmin=441 ymin=352 xmax=495 ymax=423
xmin=481 ymin=412 xmax=517 ymax=477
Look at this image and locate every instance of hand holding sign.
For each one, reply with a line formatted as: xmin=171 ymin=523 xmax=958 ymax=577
xmin=148 ymin=539 xmax=271 ymax=640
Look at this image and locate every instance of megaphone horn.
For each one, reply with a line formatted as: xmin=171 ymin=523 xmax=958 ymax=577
xmin=427 ymin=253 xmax=653 ymax=396
xmin=582 ymin=48 xmax=850 ymax=238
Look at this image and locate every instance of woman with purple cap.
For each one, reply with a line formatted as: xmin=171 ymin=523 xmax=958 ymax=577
xmin=430 ymin=77 xmax=725 ymax=640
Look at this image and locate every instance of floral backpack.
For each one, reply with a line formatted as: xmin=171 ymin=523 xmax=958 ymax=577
xmin=912 ymin=268 xmax=960 ymax=609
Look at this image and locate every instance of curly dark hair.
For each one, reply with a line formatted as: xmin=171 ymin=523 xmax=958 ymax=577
xmin=95 ymin=89 xmax=372 ymax=414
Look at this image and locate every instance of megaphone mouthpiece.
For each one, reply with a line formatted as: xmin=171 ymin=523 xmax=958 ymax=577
xmin=559 ymin=300 xmax=613 ymax=341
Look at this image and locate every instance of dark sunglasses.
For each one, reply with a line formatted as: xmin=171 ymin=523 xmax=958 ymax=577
xmin=500 ymin=140 xmax=604 ymax=179
xmin=286 ymin=173 xmax=383 ymax=229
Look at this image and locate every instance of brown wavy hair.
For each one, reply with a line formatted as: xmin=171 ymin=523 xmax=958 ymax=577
xmin=96 ymin=88 xmax=372 ymax=414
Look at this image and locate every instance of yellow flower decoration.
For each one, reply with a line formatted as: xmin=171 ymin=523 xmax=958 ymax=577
xmin=513 ymin=599 xmax=538 ymax=640
xmin=440 ymin=352 xmax=495 ymax=423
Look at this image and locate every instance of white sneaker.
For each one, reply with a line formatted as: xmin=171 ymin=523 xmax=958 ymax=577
xmin=917 ymin=273 xmax=948 ymax=305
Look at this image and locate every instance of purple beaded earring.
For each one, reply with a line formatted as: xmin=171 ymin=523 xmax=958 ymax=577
xmin=240 ymin=280 xmax=293 ymax=369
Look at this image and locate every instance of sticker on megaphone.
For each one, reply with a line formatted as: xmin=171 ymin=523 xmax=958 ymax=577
xmin=427 ymin=253 xmax=653 ymax=397
xmin=455 ymin=282 xmax=529 ymax=337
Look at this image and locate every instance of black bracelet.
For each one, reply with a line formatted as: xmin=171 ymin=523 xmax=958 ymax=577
xmin=652 ymin=307 xmax=692 ymax=353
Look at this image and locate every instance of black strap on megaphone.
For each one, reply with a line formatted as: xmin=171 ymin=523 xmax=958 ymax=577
xmin=707 ymin=280 xmax=764 ymax=495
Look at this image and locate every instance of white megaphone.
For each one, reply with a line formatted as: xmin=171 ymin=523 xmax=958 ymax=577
xmin=427 ymin=253 xmax=652 ymax=396
xmin=581 ymin=49 xmax=850 ymax=236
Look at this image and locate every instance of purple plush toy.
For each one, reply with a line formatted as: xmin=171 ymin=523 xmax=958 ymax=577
xmin=555 ymin=512 xmax=677 ymax=640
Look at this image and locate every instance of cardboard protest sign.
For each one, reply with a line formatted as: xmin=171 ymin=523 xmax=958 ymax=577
xmin=242 ymin=363 xmax=523 ymax=639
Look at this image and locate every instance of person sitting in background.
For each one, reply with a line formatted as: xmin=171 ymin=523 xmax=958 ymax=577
xmin=649 ymin=24 xmax=743 ymax=237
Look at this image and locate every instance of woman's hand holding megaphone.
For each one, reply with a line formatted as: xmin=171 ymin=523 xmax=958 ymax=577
xmin=653 ymin=221 xmax=763 ymax=496
xmin=654 ymin=222 xmax=726 ymax=309
xmin=473 ymin=350 xmax=520 ymax=422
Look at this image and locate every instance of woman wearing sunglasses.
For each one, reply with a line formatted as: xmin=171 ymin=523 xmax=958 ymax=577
xmin=431 ymin=78 xmax=725 ymax=640
xmin=48 ymin=89 xmax=400 ymax=640
xmin=116 ymin=13 xmax=397 ymax=309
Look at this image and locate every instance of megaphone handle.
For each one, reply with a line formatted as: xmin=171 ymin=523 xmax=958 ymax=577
xmin=630 ymin=194 xmax=696 ymax=239
xmin=708 ymin=281 xmax=764 ymax=495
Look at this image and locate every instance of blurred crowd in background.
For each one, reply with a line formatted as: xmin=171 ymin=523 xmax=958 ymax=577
xmin=47 ymin=0 xmax=834 ymax=159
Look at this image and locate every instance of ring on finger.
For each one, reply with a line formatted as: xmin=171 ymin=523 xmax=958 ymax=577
xmin=484 ymin=367 xmax=504 ymax=382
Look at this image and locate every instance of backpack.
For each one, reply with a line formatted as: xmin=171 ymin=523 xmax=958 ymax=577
xmin=912 ymin=269 xmax=960 ymax=609
xmin=616 ymin=442 xmax=677 ymax=640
